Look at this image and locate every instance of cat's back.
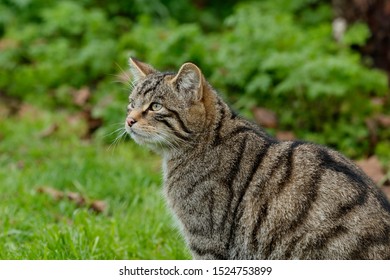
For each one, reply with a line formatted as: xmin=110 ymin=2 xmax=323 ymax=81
xmin=228 ymin=121 xmax=390 ymax=259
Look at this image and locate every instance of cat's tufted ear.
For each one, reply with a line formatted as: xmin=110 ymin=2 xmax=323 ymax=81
xmin=170 ymin=63 xmax=203 ymax=101
xmin=129 ymin=57 xmax=156 ymax=82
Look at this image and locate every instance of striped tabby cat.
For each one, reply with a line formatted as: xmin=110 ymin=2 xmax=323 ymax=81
xmin=125 ymin=58 xmax=390 ymax=259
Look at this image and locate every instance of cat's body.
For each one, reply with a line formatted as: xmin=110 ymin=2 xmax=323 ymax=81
xmin=125 ymin=58 xmax=390 ymax=259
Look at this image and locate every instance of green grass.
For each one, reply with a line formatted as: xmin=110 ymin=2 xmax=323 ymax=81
xmin=0 ymin=105 xmax=190 ymax=259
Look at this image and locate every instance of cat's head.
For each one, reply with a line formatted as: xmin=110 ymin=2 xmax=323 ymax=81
xmin=125 ymin=58 xmax=211 ymax=153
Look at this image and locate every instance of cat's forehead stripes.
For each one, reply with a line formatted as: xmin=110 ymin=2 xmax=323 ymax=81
xmin=135 ymin=72 xmax=174 ymax=98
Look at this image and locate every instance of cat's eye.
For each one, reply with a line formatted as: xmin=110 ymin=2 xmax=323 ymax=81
xmin=150 ymin=102 xmax=162 ymax=111
xmin=129 ymin=101 xmax=135 ymax=108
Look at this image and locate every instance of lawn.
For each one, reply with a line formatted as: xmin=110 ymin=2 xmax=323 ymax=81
xmin=0 ymin=104 xmax=190 ymax=259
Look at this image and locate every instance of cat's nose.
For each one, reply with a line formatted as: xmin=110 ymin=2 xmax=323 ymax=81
xmin=126 ymin=117 xmax=137 ymax=127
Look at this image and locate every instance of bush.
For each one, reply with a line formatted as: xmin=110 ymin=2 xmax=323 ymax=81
xmin=210 ymin=0 xmax=388 ymax=157
xmin=0 ymin=0 xmax=388 ymax=158
xmin=0 ymin=1 xmax=117 ymax=104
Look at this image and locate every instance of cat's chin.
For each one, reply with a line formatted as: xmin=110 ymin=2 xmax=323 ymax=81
xmin=127 ymin=130 xmax=149 ymax=146
xmin=126 ymin=130 xmax=168 ymax=154
xmin=125 ymin=126 xmax=147 ymax=142
xmin=125 ymin=126 xmax=181 ymax=155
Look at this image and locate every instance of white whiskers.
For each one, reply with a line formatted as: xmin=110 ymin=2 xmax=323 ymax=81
xmin=106 ymin=123 xmax=128 ymax=152
xmin=110 ymin=63 xmax=136 ymax=92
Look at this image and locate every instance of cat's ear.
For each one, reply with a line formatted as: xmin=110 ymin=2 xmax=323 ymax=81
xmin=129 ymin=57 xmax=156 ymax=82
xmin=170 ymin=63 xmax=203 ymax=101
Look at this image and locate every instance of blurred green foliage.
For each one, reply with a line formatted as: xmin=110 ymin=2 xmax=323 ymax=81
xmin=211 ymin=0 xmax=388 ymax=157
xmin=0 ymin=0 xmax=389 ymax=158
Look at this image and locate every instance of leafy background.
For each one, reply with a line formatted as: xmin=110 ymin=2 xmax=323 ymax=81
xmin=0 ymin=0 xmax=389 ymax=259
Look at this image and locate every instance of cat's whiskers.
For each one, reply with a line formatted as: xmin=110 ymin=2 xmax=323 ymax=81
xmin=108 ymin=63 xmax=135 ymax=93
xmin=105 ymin=124 xmax=126 ymax=138
xmin=115 ymin=63 xmax=133 ymax=86
xmin=152 ymin=127 xmax=194 ymax=151
xmin=108 ymin=73 xmax=133 ymax=91
xmin=134 ymin=126 xmax=188 ymax=154
xmin=108 ymin=127 xmax=128 ymax=152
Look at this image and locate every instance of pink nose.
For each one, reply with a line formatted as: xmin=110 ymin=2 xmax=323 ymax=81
xmin=126 ymin=118 xmax=137 ymax=127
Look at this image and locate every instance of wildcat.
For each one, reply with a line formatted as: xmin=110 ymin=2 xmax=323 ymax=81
xmin=124 ymin=58 xmax=390 ymax=259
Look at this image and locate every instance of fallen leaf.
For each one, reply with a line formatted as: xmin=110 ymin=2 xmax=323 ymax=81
xmin=37 ymin=186 xmax=106 ymax=215
xmin=67 ymin=192 xmax=86 ymax=206
xmin=376 ymin=114 xmax=390 ymax=128
xmin=67 ymin=113 xmax=84 ymax=126
xmin=252 ymin=107 xmax=278 ymax=128
xmin=73 ymin=87 xmax=91 ymax=106
xmin=356 ymin=156 xmax=385 ymax=184
xmin=0 ymin=92 xmax=22 ymax=116
xmin=276 ymin=131 xmax=296 ymax=141
xmin=0 ymin=39 xmax=18 ymax=50
xmin=370 ymin=97 xmax=385 ymax=106
xmin=89 ymin=200 xmax=107 ymax=213
xmin=81 ymin=107 xmax=103 ymax=139
xmin=37 ymin=186 xmax=64 ymax=200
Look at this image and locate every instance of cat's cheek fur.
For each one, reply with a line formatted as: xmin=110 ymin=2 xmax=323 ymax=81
xmin=185 ymin=104 xmax=206 ymax=132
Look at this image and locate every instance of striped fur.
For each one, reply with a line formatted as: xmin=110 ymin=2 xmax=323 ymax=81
xmin=125 ymin=58 xmax=390 ymax=259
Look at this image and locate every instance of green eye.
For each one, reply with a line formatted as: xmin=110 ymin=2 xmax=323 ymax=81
xmin=150 ymin=102 xmax=162 ymax=111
